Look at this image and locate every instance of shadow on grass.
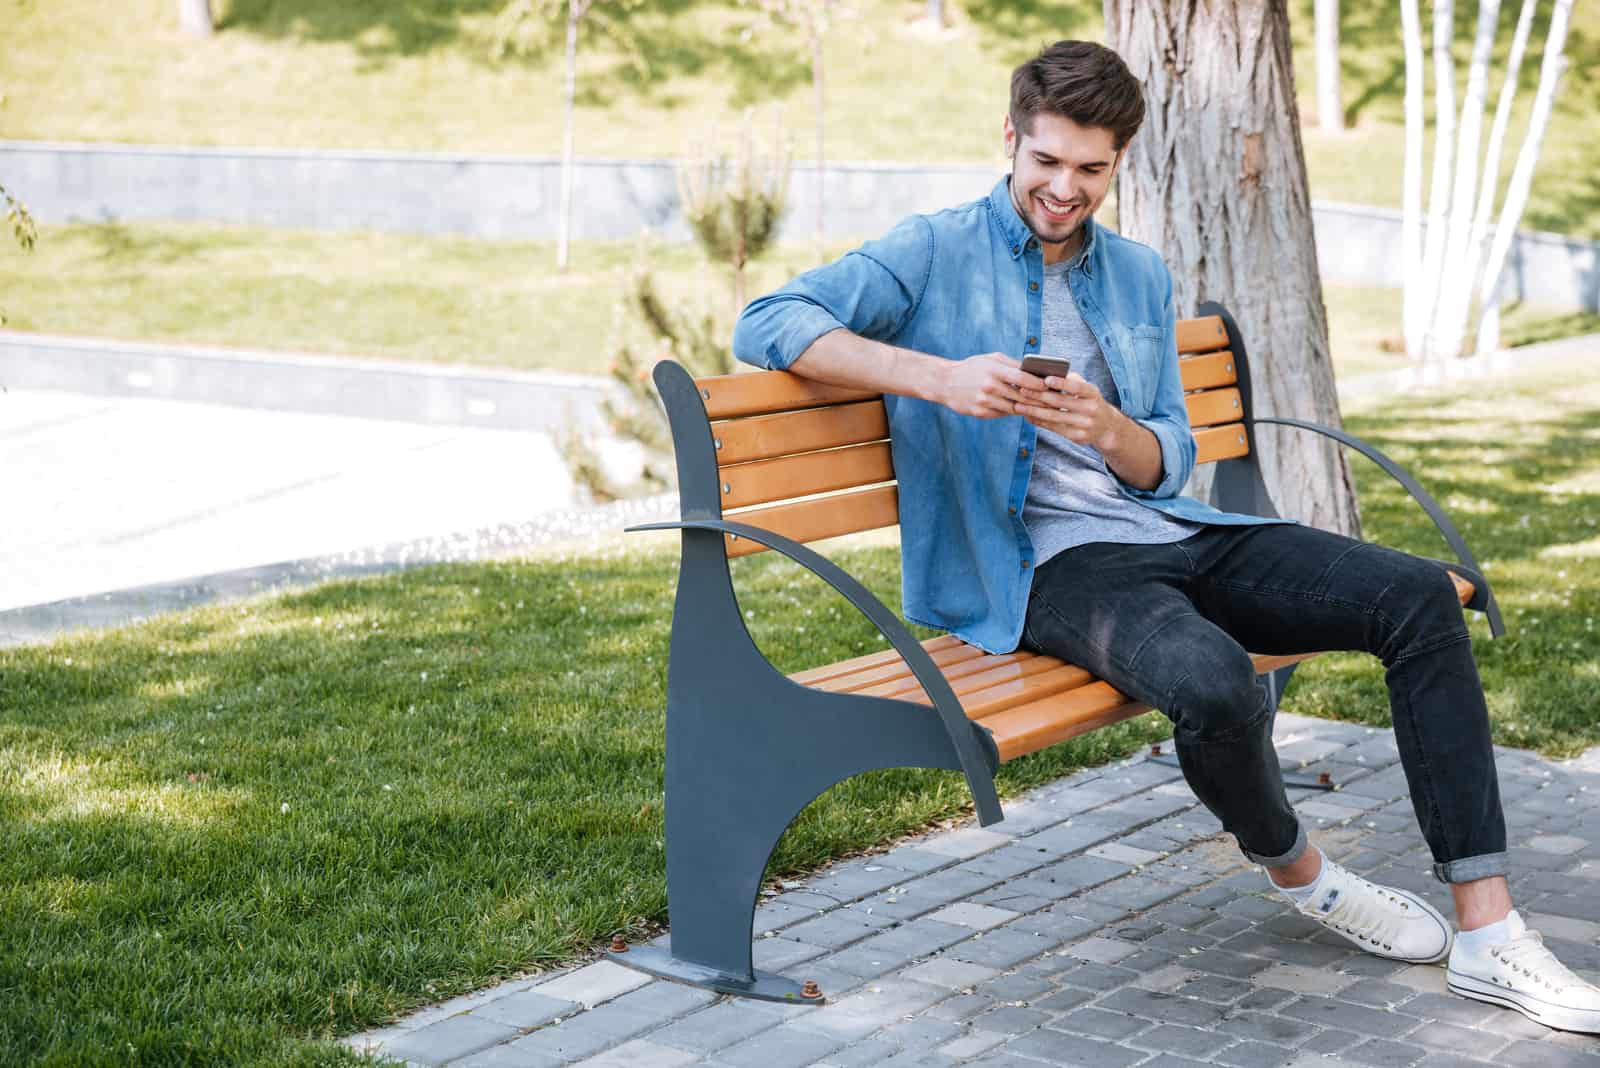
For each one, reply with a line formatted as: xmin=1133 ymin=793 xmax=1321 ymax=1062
xmin=962 ymin=0 xmax=1098 ymax=62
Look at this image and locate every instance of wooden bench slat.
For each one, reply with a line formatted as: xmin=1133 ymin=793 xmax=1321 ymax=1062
xmin=862 ymin=651 xmax=1075 ymax=703
xmin=788 ymin=634 xmax=965 ymax=686
xmin=1186 ymin=387 xmax=1245 ymax=429
xmin=959 ymin=663 xmax=1099 ymax=720
xmin=1194 ymin=423 xmax=1251 ymax=464
xmin=1178 ymin=351 xmax=1239 ymax=392
xmin=983 ymin=683 xmax=1151 ymax=762
xmin=715 ymin=400 xmax=889 ymax=466
xmin=1449 ymin=571 xmax=1475 ymax=605
xmin=1176 ymin=316 xmax=1230 ymax=355
xmin=698 ymin=372 xmax=879 ymax=420
xmin=720 ymin=442 xmax=894 ymax=510
xmin=725 ymin=484 xmax=899 ymax=558
xmin=810 ymin=641 xmax=989 ymax=693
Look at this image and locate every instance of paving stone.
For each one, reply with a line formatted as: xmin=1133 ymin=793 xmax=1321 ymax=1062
xmin=979 ymin=971 xmax=1056 ymax=1003
xmin=1396 ymin=993 xmax=1504 ymax=1028
xmin=1213 ymin=1040 xmax=1300 ymax=1068
xmin=1341 ymin=1038 xmax=1429 ymax=1067
xmin=926 ymin=992 xmax=998 ymax=1021
xmin=1119 ymin=947 xmax=1182 ymax=973
xmin=1235 ymin=986 xmax=1299 ymax=1012
xmin=945 ymin=927 xmax=1058 ymax=969
xmin=959 ymin=843 xmax=1056 ymax=880
xmin=1390 ymin=965 xmax=1450 ymax=995
xmin=1336 ymin=956 xmax=1413 ymax=980
xmin=1337 ymin=979 xmax=1421 ymax=1010
xmin=1130 ymin=1022 xmax=1235 ymax=1058
xmin=1048 ymin=895 xmax=1135 ymax=925
xmin=1031 ymin=985 xmax=1096 ymax=1013
xmin=1256 ymin=962 xmax=1360 ymax=996
xmin=908 ymin=824 xmax=1004 ymax=856
xmin=1215 ymin=1009 xmax=1323 ymax=1047
xmin=825 ymin=919 xmax=972 ymax=977
xmin=750 ymin=936 xmax=829 ymax=972
xmin=1052 ymin=961 xmax=1141 ymax=991
xmin=1297 ymin=1027 xmax=1363 ymax=1056
xmin=471 ymin=989 xmax=582 ymax=1029
xmin=876 ymin=1014 xmax=965 ymax=1051
xmin=995 ymin=910 xmax=1098 ymax=941
xmin=649 ymin=1000 xmax=787 ymax=1053
xmin=1003 ymin=1028 xmax=1147 ymax=1066
xmin=925 ymin=902 xmax=1018 ymax=931
xmin=752 ymin=900 xmax=824 ymax=935
xmin=533 ymin=960 xmax=652 ymax=1009
xmin=1221 ymin=930 xmax=1358 ymax=968
xmin=854 ymin=870 xmax=999 ymax=922
xmin=1094 ymin=987 xmax=1228 ymax=1028
xmin=1528 ymin=836 xmax=1590 ymax=855
xmin=1406 ymin=1020 xmax=1507 ymax=1057
xmin=1089 ymin=841 xmax=1168 ymax=866
xmin=811 ymin=1036 xmax=898 ymax=1067
xmin=1493 ymin=1039 xmax=1600 ymax=1067
xmin=1050 ymin=1005 xmax=1151 ymax=1040
xmin=381 ymin=1014 xmax=524 ymax=1066
xmin=1060 ymin=936 xmax=1140 ymax=965
xmin=788 ymin=978 xmax=948 ymax=1041
xmin=1185 ymin=948 xmax=1278 ymax=980
xmin=939 ymin=1028 xmax=1009 ymax=1058
xmin=571 ymin=1039 xmax=702 ymax=1067
xmin=780 ymin=910 xmax=895 ymax=949
xmin=1137 ymin=1056 xmax=1214 ymax=1068
xmin=1280 ymin=995 xmax=1424 ymax=1039
xmin=489 ymin=1002 xmax=660 ymax=1063
xmin=974 ymin=1004 xmax=1050 ymax=1035
xmin=877 ymin=847 xmax=961 ymax=874
xmin=898 ymin=958 xmax=1000 ymax=990
xmin=607 ymin=982 xmax=720 ymax=1019
xmin=1527 ymin=911 xmax=1600 ymax=945
xmin=805 ymin=863 xmax=921 ymax=902
xmin=709 ymin=1023 xmax=848 ymax=1068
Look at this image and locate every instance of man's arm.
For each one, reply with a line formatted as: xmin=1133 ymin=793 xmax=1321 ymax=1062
xmin=792 ymin=329 xmax=1047 ymax=421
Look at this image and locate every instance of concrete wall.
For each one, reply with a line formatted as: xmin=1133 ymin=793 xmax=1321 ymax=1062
xmin=5 ymin=140 xmax=1597 ymax=311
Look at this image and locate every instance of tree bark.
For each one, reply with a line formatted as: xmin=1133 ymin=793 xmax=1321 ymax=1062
xmin=1401 ymin=0 xmax=1426 ymax=356
xmin=178 ymin=0 xmax=214 ymax=37
xmin=1314 ymin=0 xmax=1342 ymax=131
xmin=811 ymin=23 xmax=826 ymax=263
xmin=1106 ymin=0 xmax=1359 ymax=538
xmin=1415 ymin=0 xmax=1457 ymax=360
xmin=557 ymin=1 xmax=581 ymax=272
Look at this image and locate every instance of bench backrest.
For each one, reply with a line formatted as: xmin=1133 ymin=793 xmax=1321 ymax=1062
xmin=687 ymin=312 xmax=1251 ymax=559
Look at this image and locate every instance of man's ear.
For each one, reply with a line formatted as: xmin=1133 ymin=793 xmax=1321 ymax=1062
xmin=1002 ymin=113 xmax=1016 ymax=159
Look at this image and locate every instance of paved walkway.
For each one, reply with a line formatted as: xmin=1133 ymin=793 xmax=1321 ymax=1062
xmin=349 ymin=713 xmax=1600 ymax=1068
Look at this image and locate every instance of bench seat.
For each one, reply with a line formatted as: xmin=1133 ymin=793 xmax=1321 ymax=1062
xmin=792 ymin=570 xmax=1474 ymax=762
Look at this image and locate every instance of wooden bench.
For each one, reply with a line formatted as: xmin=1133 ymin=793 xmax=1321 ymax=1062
xmin=617 ymin=301 xmax=1504 ymax=1003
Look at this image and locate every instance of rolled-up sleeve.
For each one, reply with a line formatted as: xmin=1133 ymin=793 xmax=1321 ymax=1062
xmin=732 ymin=216 xmax=934 ymax=370
xmin=1124 ymin=263 xmax=1195 ymax=499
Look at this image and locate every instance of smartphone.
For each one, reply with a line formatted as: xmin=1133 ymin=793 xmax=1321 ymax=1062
xmin=1019 ymin=355 xmax=1072 ymax=382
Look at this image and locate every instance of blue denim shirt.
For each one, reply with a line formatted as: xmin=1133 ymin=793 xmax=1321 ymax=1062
xmin=733 ymin=177 xmax=1279 ymax=653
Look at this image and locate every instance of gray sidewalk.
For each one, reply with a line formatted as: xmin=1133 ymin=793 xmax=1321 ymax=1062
xmin=349 ymin=713 xmax=1600 ymax=1068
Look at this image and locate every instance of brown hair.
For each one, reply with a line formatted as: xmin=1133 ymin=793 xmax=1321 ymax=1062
xmin=1009 ymin=41 xmax=1146 ymax=150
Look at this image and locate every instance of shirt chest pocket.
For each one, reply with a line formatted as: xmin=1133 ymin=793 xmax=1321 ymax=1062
xmin=1116 ymin=324 xmax=1166 ymax=418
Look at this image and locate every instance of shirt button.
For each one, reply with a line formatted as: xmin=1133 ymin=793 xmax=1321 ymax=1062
xmin=1026 ymin=239 xmax=1037 ymax=250
xmin=1019 ymin=447 xmax=1030 ymax=458
xmin=1011 ymin=244 xmax=1021 ymax=255
xmin=1026 ymin=336 xmax=1037 ymax=347
xmin=1008 ymin=505 xmax=1017 ymax=516
xmin=1022 ymin=559 xmax=1032 ymax=569
xmin=1029 ymin=281 xmax=1039 ymax=292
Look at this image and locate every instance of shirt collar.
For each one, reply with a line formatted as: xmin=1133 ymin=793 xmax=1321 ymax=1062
xmin=990 ymin=175 xmax=1100 ymax=274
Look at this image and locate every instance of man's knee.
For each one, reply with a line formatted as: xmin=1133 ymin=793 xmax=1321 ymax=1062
xmin=1377 ymin=556 xmax=1469 ymax=659
xmin=1161 ymin=642 xmax=1265 ymax=743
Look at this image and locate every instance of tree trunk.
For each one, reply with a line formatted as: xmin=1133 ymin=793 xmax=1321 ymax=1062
xmin=1415 ymin=0 xmax=1457 ymax=361
xmin=1466 ymin=0 xmax=1538 ymax=303
xmin=1106 ymin=0 xmax=1359 ymax=538
xmin=1401 ymin=0 xmax=1426 ymax=356
xmin=557 ymin=2 xmax=580 ymax=272
xmin=178 ymin=0 xmax=214 ymax=37
xmin=926 ymin=0 xmax=945 ymax=26
xmin=1314 ymin=0 xmax=1342 ymax=131
xmin=1477 ymin=0 xmax=1574 ymax=354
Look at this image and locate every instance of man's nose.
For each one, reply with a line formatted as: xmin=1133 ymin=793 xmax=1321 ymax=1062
xmin=1050 ymin=171 xmax=1077 ymax=201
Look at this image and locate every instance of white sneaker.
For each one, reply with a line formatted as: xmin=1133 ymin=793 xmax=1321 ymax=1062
xmin=1284 ymin=859 xmax=1453 ymax=963
xmin=1447 ymin=911 xmax=1600 ymax=1033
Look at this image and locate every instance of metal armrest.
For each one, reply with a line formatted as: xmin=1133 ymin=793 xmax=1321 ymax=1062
xmin=1255 ymin=417 xmax=1506 ymax=637
xmin=627 ymin=517 xmax=1004 ymax=826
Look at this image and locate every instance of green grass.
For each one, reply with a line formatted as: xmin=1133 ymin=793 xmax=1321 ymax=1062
xmin=1 ymin=0 xmax=1598 ymax=235
xmin=2 ymin=221 xmax=1594 ymax=379
xmin=2 ymin=353 xmax=1598 ymax=1064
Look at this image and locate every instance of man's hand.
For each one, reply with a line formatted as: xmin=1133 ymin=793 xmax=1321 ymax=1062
xmin=936 ymin=353 xmax=1048 ymax=418
xmin=1014 ymin=372 xmax=1125 ymax=450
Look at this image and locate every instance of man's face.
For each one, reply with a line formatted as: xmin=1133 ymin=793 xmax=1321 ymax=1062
xmin=1004 ymin=111 xmax=1121 ymax=256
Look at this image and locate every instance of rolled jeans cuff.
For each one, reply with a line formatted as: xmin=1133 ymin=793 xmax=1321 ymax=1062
xmin=1242 ymin=821 xmax=1309 ymax=869
xmin=1433 ymin=851 xmax=1509 ymax=885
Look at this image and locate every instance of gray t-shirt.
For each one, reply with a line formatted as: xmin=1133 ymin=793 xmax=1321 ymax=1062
xmin=1022 ymin=255 xmax=1200 ymax=568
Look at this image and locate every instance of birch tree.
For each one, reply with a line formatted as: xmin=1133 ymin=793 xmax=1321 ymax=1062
xmin=1106 ymin=0 xmax=1359 ymax=537
xmin=1401 ymin=0 xmax=1573 ymax=361
xmin=742 ymin=0 xmax=856 ymax=261
xmin=1314 ymin=0 xmax=1342 ymax=131
xmin=178 ymin=0 xmax=214 ymax=38
xmin=496 ymin=0 xmax=645 ymax=272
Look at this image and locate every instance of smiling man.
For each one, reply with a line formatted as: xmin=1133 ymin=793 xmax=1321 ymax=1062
xmin=732 ymin=40 xmax=1600 ymax=1033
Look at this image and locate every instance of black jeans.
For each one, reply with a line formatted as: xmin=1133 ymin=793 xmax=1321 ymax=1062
xmin=1021 ymin=523 xmax=1507 ymax=884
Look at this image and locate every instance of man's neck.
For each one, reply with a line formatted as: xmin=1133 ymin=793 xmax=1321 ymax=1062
xmin=1040 ymin=228 xmax=1086 ymax=266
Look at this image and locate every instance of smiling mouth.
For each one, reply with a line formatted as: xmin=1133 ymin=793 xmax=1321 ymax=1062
xmin=1035 ymin=195 xmax=1081 ymax=223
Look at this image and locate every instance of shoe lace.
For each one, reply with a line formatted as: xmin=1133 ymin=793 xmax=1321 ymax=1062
xmin=1311 ymin=872 xmax=1411 ymax=952
xmin=1493 ymin=932 xmax=1587 ymax=996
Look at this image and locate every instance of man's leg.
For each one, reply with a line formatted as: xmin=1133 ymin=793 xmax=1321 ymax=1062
xmin=1023 ymin=539 xmax=1307 ymax=871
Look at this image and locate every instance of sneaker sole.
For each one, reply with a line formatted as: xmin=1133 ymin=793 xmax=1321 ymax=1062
xmin=1448 ymin=971 xmax=1600 ymax=1034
